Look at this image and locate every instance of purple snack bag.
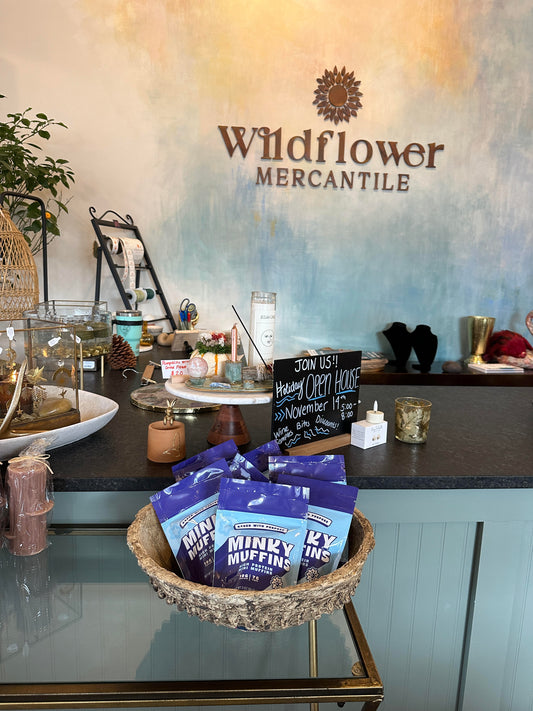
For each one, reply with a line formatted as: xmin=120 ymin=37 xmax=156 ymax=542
xmin=276 ymin=473 xmax=358 ymax=583
xmin=150 ymin=460 xmax=230 ymax=584
xmin=170 ymin=457 xmax=232 ymax=487
xmin=242 ymin=439 xmax=282 ymax=473
xmin=228 ymin=452 xmax=269 ymax=482
xmin=213 ymin=478 xmax=309 ymax=591
xmin=268 ymin=454 xmax=346 ymax=484
xmin=171 ymin=440 xmax=238 ymax=480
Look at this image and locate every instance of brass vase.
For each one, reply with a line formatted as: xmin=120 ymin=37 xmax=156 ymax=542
xmin=465 ymin=316 xmax=495 ymax=363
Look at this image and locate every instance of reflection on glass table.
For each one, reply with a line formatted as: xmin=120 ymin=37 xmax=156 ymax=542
xmin=0 ymin=529 xmax=383 ymax=710
xmin=0 ymin=547 xmax=81 ymax=663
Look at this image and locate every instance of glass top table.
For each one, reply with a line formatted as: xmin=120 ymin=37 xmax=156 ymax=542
xmin=0 ymin=527 xmax=383 ymax=710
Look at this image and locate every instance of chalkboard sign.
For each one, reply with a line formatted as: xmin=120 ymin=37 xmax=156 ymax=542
xmin=271 ymin=350 xmax=361 ymax=450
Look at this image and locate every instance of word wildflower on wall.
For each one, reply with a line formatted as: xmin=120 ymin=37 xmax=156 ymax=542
xmin=218 ymin=66 xmax=444 ymax=193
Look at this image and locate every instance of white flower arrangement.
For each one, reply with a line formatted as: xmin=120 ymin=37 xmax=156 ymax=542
xmin=195 ymin=331 xmax=230 ymax=355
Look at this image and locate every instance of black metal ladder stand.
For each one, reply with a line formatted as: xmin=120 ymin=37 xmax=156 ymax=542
xmin=90 ymin=207 xmax=177 ymax=331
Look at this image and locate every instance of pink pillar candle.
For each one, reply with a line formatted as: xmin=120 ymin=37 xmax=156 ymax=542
xmin=6 ymin=458 xmax=54 ymax=556
xmin=231 ymin=323 xmax=238 ymax=362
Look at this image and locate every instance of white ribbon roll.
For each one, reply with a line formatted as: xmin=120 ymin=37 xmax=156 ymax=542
xmin=116 ymin=236 xmax=144 ymax=290
xmin=103 ymin=234 xmax=144 ymax=291
xmin=105 ymin=236 xmax=121 ymax=254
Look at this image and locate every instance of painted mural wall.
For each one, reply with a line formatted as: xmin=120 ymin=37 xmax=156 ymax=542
xmin=1 ymin=0 xmax=532 ymax=362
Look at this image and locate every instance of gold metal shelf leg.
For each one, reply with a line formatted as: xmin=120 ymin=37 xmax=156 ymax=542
xmin=309 ymin=618 xmax=319 ymax=711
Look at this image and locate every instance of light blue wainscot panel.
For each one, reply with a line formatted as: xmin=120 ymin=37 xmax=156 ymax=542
xmin=460 ymin=520 xmax=533 ymax=711
xmin=351 ymin=489 xmax=533 ymax=711
xmin=354 ymin=520 xmax=476 ymax=711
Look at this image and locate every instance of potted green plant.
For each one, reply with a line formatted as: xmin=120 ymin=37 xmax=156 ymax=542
xmin=0 ymin=94 xmax=75 ymax=254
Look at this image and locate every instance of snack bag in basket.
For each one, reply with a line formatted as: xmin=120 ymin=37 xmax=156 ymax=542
xmin=171 ymin=440 xmax=238 ymax=480
xmin=213 ymin=478 xmax=309 ymax=591
xmin=228 ymin=452 xmax=269 ymax=482
xmin=276 ymin=473 xmax=358 ymax=583
xmin=241 ymin=439 xmax=282 ymax=473
xmin=150 ymin=459 xmax=230 ymax=585
xmin=268 ymin=454 xmax=346 ymax=484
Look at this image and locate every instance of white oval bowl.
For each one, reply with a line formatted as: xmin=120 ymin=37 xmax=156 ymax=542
xmin=0 ymin=387 xmax=119 ymax=459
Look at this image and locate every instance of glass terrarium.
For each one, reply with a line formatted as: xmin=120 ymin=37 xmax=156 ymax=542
xmin=0 ymin=320 xmax=80 ymax=438
xmin=23 ymin=301 xmax=113 ymax=358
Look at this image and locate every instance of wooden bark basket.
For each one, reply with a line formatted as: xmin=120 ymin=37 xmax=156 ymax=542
xmin=127 ymin=503 xmax=374 ymax=632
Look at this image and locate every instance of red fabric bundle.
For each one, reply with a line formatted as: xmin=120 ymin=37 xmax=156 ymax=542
xmin=483 ymin=330 xmax=533 ymax=362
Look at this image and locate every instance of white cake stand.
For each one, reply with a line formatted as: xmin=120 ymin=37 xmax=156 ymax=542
xmin=165 ymin=380 xmax=272 ymax=445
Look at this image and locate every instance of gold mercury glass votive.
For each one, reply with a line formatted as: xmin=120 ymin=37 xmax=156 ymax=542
xmin=394 ymin=397 xmax=432 ymax=444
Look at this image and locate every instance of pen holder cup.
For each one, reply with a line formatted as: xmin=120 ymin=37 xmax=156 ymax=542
xmin=127 ymin=503 xmax=374 ymax=632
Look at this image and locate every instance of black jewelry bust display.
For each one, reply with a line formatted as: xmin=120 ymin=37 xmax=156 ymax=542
xmin=383 ymin=322 xmax=438 ymax=372
xmin=382 ymin=322 xmax=412 ymax=372
xmin=411 ymin=324 xmax=438 ymax=372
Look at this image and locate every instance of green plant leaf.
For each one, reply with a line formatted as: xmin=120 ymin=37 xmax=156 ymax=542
xmin=0 ymin=96 xmax=75 ymax=253
xmin=26 ymin=202 xmax=42 ymax=218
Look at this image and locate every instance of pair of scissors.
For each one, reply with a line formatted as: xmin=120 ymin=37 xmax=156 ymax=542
xmin=179 ymin=298 xmax=197 ymax=327
xmin=179 ymin=298 xmax=196 ymax=319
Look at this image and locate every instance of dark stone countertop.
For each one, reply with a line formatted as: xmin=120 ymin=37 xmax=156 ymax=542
xmin=25 ymin=348 xmax=533 ymax=492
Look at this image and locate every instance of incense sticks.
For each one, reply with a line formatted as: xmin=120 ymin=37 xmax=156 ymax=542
xmin=231 ymin=305 xmax=271 ymax=371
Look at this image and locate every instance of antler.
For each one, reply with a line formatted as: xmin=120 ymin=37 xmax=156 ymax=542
xmin=0 ymin=359 xmax=28 ymax=436
xmin=526 ymin=311 xmax=533 ymax=338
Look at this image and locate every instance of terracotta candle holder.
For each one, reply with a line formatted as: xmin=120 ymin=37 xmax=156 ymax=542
xmin=147 ymin=420 xmax=186 ymax=463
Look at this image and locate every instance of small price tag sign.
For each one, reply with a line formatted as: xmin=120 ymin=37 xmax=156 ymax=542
xmin=161 ymin=359 xmax=189 ymax=379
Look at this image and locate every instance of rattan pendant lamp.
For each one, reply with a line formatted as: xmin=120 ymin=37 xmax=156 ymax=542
xmin=0 ymin=202 xmax=39 ymax=319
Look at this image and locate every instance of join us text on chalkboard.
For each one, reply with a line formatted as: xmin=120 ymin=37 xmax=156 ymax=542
xmin=271 ymin=350 xmax=361 ymax=452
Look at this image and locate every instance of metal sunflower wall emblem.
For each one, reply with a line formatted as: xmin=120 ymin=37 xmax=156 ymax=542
xmin=313 ymin=66 xmax=363 ymax=124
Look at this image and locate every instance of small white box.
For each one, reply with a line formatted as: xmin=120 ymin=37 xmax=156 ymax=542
xmin=351 ymin=420 xmax=388 ymax=449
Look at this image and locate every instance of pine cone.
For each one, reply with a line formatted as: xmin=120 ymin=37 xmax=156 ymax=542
xmin=107 ymin=334 xmax=137 ymax=370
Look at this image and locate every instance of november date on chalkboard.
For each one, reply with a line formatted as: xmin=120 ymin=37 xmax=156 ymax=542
xmin=271 ymin=350 xmax=362 ymax=449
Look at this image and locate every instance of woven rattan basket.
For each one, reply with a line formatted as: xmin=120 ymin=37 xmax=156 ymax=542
xmin=127 ymin=503 xmax=374 ymax=631
xmin=0 ymin=207 xmax=39 ymax=318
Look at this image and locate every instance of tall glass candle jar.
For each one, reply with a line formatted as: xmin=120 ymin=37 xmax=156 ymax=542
xmin=115 ymin=310 xmax=143 ymax=356
xmin=249 ymin=291 xmax=276 ymax=366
